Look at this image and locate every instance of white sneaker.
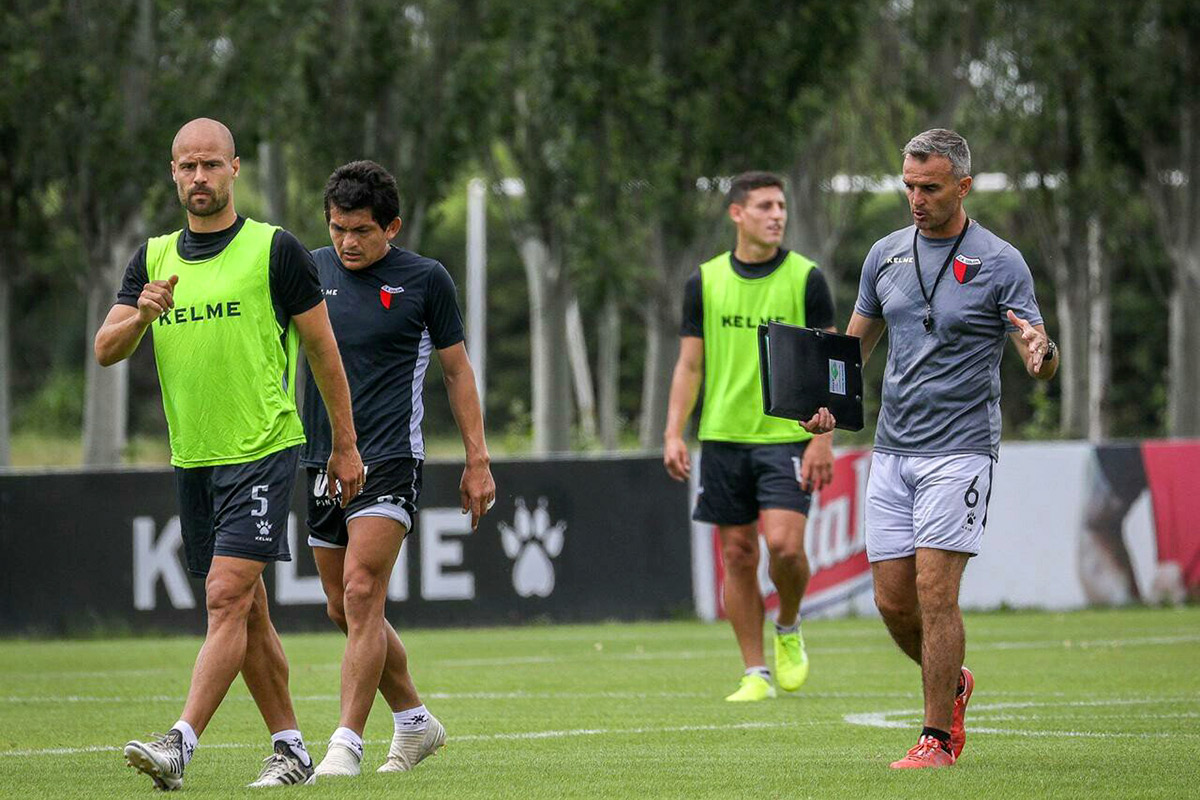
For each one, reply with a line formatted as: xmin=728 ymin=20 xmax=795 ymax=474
xmin=305 ymin=742 xmax=361 ymax=784
xmin=124 ymin=730 xmax=185 ymax=791
xmin=377 ymin=716 xmax=446 ymax=773
xmin=247 ymin=740 xmax=314 ymax=787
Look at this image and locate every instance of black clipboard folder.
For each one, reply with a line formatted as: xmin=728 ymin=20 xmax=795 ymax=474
xmin=757 ymin=321 xmax=865 ymax=431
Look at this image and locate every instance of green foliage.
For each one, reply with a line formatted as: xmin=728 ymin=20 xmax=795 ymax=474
xmin=14 ymin=371 xmax=84 ymax=435
xmin=1 ymin=0 xmax=1190 ymax=465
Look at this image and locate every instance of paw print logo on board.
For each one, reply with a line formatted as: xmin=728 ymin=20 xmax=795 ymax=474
xmin=498 ymin=498 xmax=566 ymax=598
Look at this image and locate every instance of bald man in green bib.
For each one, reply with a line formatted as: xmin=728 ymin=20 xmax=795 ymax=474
xmin=95 ymin=118 xmax=364 ymax=790
xmin=664 ymin=171 xmax=836 ymax=702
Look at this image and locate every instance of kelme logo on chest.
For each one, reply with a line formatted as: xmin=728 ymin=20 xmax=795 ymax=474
xmin=721 ymin=314 xmax=786 ymax=329
xmin=379 ymin=285 xmax=404 ymax=309
xmin=156 ymin=300 xmax=242 ymax=326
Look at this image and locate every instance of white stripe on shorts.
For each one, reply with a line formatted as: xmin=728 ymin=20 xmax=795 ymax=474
xmin=346 ymin=503 xmax=412 ymax=533
xmin=308 ymin=535 xmax=343 ymax=550
xmin=307 ymin=502 xmax=411 ymax=549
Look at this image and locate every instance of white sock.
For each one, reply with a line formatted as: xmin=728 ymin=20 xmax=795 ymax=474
xmin=271 ymin=729 xmax=312 ymax=767
xmin=775 ymin=620 xmax=800 ymax=635
xmin=746 ymin=666 xmax=772 ymax=682
xmin=330 ymin=727 xmax=364 ymax=760
xmin=394 ymin=704 xmax=430 ymax=732
xmin=170 ymin=720 xmax=198 ymax=767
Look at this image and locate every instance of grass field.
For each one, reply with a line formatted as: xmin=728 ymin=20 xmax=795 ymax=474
xmin=1 ymin=607 xmax=1197 ymax=799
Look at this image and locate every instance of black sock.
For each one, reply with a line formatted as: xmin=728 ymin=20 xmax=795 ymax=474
xmin=921 ymin=726 xmax=952 ymax=752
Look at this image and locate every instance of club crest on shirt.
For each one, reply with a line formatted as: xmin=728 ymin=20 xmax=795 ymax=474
xmin=379 ymin=285 xmax=404 ymax=309
xmin=953 ymin=254 xmax=982 ymax=284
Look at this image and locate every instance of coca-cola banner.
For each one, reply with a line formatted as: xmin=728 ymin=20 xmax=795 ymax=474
xmin=690 ymin=441 xmax=1200 ymax=620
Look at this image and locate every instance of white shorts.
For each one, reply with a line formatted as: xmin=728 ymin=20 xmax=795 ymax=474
xmin=865 ymin=451 xmax=994 ymax=562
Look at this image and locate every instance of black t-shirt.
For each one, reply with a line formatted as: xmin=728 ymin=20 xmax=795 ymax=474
xmin=679 ymin=248 xmax=836 ymax=336
xmin=301 ymin=245 xmax=465 ymax=465
xmin=116 ymin=215 xmax=323 ymax=330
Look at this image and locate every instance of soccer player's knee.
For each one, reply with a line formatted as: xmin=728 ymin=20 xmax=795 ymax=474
xmin=246 ymin=592 xmax=271 ymax=629
xmin=342 ymin=572 xmax=385 ymax=616
xmin=766 ymin=537 xmax=803 ymax=563
xmin=722 ymin=539 xmax=758 ymax=572
xmin=204 ymin=578 xmax=254 ymax=621
xmin=326 ymin=598 xmax=348 ymax=631
xmin=914 ymin=569 xmax=959 ymax=609
xmin=874 ymin=587 xmax=917 ymax=624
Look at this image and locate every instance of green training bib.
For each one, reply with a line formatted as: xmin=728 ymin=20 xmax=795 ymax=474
xmin=697 ymin=251 xmax=815 ymax=444
xmin=146 ymin=218 xmax=305 ymax=467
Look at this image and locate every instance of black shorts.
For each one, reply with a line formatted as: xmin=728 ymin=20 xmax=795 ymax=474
xmin=174 ymin=445 xmax=300 ymax=577
xmin=306 ymin=458 xmax=422 ymax=548
xmin=693 ymin=440 xmax=814 ymax=526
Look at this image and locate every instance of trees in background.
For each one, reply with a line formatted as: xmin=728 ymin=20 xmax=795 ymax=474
xmin=41 ymin=0 xmax=166 ymax=465
xmin=0 ymin=0 xmax=1193 ymax=465
xmin=1103 ymin=0 xmax=1200 ymax=437
xmin=970 ymin=0 xmax=1116 ymax=439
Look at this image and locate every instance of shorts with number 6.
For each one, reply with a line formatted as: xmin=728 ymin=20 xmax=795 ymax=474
xmin=173 ymin=445 xmax=300 ymax=577
xmin=864 ymin=451 xmax=994 ymax=562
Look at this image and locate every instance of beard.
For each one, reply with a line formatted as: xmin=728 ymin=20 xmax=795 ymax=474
xmin=180 ymin=187 xmax=230 ymax=217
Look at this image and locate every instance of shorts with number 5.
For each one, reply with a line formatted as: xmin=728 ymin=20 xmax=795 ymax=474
xmin=173 ymin=445 xmax=300 ymax=576
xmin=864 ymin=451 xmax=994 ymax=562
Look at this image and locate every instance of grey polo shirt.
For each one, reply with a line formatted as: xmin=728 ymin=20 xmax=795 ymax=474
xmin=854 ymin=220 xmax=1043 ymax=460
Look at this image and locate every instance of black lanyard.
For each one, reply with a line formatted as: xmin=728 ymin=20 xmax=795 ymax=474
xmin=912 ymin=219 xmax=969 ymax=333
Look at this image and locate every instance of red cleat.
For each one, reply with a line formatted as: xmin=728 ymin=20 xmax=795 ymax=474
xmin=950 ymin=666 xmax=974 ymax=759
xmin=890 ymin=735 xmax=956 ymax=769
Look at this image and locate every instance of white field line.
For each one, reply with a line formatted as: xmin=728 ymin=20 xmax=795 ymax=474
xmin=7 ymin=633 xmax=1198 ymax=680
xmin=973 ymin=712 xmax=1200 ymax=721
xmin=0 ymin=689 xmax=924 ymax=705
xmin=844 ymin=697 xmax=1200 ymax=739
xmin=0 ymin=720 xmax=831 ymax=759
xmin=375 ymin=627 xmax=887 ymax=644
xmin=358 ymin=633 xmax=1200 ymax=670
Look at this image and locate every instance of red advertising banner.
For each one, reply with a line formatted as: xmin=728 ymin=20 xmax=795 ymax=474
xmin=1139 ymin=441 xmax=1200 ymax=600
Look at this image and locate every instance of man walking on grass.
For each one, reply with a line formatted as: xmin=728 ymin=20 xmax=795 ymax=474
xmin=803 ymin=129 xmax=1058 ymax=768
xmin=95 ymin=117 xmax=365 ymax=789
xmin=664 ymin=171 xmax=837 ymax=702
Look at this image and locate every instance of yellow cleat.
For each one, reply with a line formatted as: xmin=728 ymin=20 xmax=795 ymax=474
xmin=774 ymin=631 xmax=810 ymax=692
xmin=724 ymin=674 xmax=775 ymax=702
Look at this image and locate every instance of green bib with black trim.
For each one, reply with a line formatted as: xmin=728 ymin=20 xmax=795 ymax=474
xmin=697 ymin=251 xmax=816 ymax=444
xmin=145 ymin=218 xmax=305 ymax=467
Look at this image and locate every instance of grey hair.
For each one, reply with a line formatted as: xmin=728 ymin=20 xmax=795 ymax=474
xmin=903 ymin=129 xmax=971 ymax=179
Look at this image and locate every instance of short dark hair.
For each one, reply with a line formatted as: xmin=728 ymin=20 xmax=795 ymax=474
xmin=903 ymin=129 xmax=972 ymax=178
xmin=323 ymin=160 xmax=400 ymax=230
xmin=727 ymin=171 xmax=785 ymax=207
